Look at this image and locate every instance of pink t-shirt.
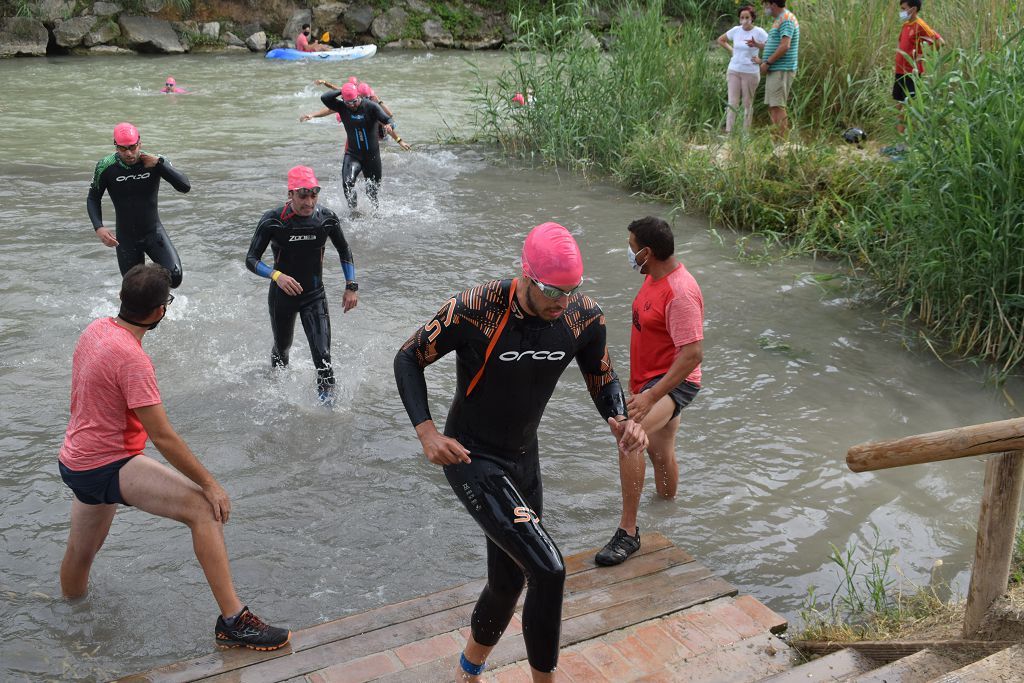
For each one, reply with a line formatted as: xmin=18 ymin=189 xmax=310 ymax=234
xmin=630 ymin=263 xmax=704 ymax=393
xmin=296 ymin=32 xmax=311 ymax=51
xmin=59 ymin=318 xmax=162 ymax=471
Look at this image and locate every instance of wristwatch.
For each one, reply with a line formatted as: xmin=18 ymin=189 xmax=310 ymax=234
xmin=345 ymin=282 xmax=359 ymax=292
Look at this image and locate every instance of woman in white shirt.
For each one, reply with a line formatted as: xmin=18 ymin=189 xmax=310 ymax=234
xmin=717 ymin=6 xmax=769 ymax=133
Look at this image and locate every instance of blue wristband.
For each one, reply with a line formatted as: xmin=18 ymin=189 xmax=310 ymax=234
xmin=460 ymin=653 xmax=485 ymax=676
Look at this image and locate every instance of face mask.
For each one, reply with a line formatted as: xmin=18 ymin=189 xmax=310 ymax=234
xmin=119 ymin=307 xmax=166 ymax=330
xmin=899 ymin=10 xmax=910 ymax=20
xmin=627 ymin=245 xmax=649 ymax=272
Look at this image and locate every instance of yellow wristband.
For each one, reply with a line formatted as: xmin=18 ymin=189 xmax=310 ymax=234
xmin=396 ymin=137 xmax=403 ymax=143
xmin=271 ymin=270 xmax=281 ymax=282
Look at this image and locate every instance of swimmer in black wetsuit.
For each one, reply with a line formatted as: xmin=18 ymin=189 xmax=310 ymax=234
xmin=245 ymin=166 xmax=358 ymax=401
xmin=394 ymin=223 xmax=648 ymax=682
xmin=87 ymin=122 xmax=191 ymax=288
xmin=300 ymin=83 xmax=411 ymax=211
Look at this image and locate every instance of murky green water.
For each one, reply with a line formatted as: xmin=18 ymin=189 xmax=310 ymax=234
xmin=0 ymin=51 xmax=1017 ymax=681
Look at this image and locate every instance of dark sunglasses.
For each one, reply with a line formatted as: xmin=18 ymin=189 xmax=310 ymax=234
xmin=530 ymin=277 xmax=582 ymax=299
xmin=115 ymin=142 xmax=140 ymax=152
xmin=294 ymin=187 xmax=320 ymax=198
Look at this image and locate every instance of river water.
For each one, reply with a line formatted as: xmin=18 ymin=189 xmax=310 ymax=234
xmin=0 ymin=51 xmax=1018 ymax=681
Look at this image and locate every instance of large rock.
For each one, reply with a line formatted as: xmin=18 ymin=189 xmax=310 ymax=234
xmin=282 ymin=10 xmax=311 ymax=43
xmin=344 ymin=5 xmax=375 ymax=34
xmin=421 ymin=19 xmax=453 ymax=47
xmin=87 ymin=44 xmax=133 ymax=54
xmin=245 ymin=31 xmax=267 ymax=52
xmin=313 ymin=3 xmax=348 ymax=28
xmin=384 ymin=38 xmax=425 ymax=49
xmin=54 ymin=16 xmax=97 ymax=47
xmin=91 ymin=2 xmax=122 ymax=17
xmin=222 ymin=31 xmax=245 ymax=47
xmin=118 ymin=16 xmax=185 ymax=53
xmin=84 ymin=20 xmax=120 ymax=47
xmin=171 ymin=20 xmax=200 ymax=35
xmin=36 ymin=0 xmax=74 ymax=27
xmin=371 ymin=6 xmax=408 ymax=41
xmin=0 ymin=17 xmax=49 ymax=56
xmin=201 ymin=22 xmax=220 ymax=39
xmin=458 ymin=36 xmax=503 ymax=50
xmin=404 ymin=0 xmax=431 ymax=14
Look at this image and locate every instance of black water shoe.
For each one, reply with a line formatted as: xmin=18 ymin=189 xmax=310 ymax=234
xmin=215 ymin=606 xmax=291 ymax=651
xmin=595 ymin=527 xmax=641 ymax=566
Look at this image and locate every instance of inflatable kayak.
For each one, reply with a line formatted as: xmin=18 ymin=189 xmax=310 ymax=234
xmin=266 ymin=45 xmax=377 ymax=61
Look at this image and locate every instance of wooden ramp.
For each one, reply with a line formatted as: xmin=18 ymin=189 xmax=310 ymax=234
xmin=119 ymin=533 xmax=791 ymax=682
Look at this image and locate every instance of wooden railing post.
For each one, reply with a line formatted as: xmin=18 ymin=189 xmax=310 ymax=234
xmin=962 ymin=450 xmax=1024 ymax=637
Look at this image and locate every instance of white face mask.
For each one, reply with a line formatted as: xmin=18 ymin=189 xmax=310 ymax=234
xmin=899 ymin=9 xmax=911 ymax=20
xmin=628 ymin=245 xmax=649 ymax=272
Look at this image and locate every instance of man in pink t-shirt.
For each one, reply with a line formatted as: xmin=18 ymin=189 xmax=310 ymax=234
xmin=296 ymin=23 xmax=330 ymax=52
xmin=596 ymin=216 xmax=705 ymax=566
xmin=58 ymin=264 xmax=289 ymax=651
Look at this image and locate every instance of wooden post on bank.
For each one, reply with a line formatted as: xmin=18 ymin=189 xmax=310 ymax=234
xmin=962 ymin=450 xmax=1024 ymax=637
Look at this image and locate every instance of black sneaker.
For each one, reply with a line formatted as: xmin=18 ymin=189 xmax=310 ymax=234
xmin=595 ymin=527 xmax=641 ymax=566
xmin=215 ymin=606 xmax=291 ymax=651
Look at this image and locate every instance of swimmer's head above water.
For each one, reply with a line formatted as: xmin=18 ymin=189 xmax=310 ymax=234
xmin=520 ymin=222 xmax=585 ymax=320
xmin=113 ymin=122 xmax=141 ymax=163
xmin=286 ymin=165 xmax=321 ymax=217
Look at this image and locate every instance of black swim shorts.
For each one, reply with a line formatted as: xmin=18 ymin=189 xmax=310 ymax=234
xmin=640 ymin=376 xmax=700 ymax=419
xmin=59 ymin=456 xmax=136 ymax=505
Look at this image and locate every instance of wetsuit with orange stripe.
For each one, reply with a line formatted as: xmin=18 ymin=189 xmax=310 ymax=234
xmin=394 ymin=278 xmax=626 ymax=673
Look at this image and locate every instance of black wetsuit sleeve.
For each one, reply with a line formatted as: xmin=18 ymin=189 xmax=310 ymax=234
xmin=245 ymin=213 xmax=277 ymax=277
xmin=156 ymin=157 xmax=191 ymax=193
xmin=321 ymin=90 xmax=343 ymax=112
xmin=394 ymin=294 xmax=473 ymax=427
xmin=325 ymin=217 xmax=355 ymax=281
xmin=87 ymin=186 xmax=105 ymax=229
xmin=575 ymin=310 xmax=628 ymax=420
xmin=369 ymin=101 xmax=392 ymax=126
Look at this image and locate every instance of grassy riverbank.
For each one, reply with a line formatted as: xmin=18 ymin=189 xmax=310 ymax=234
xmin=475 ymin=0 xmax=1024 ymax=377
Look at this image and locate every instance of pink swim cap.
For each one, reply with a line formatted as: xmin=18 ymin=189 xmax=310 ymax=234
xmin=512 ymin=92 xmax=526 ymax=106
xmin=357 ymin=82 xmax=373 ymax=97
xmin=348 ymin=76 xmax=358 ymax=83
xmin=341 ymin=83 xmax=359 ymax=101
xmin=165 ymin=76 xmax=176 ymax=85
xmin=287 ymin=165 xmax=320 ymax=191
xmin=113 ymin=122 xmax=140 ymax=146
xmin=522 ymin=222 xmax=584 ymax=288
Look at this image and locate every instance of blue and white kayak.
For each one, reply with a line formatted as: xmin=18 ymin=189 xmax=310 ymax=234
xmin=266 ymin=45 xmax=377 ymax=61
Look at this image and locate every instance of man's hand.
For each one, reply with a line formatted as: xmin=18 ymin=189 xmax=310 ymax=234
xmin=300 ymin=113 xmax=313 ymax=122
xmin=342 ymin=289 xmax=358 ymax=312
xmin=383 ymin=124 xmax=394 ymax=135
xmin=608 ymin=417 xmax=648 ymax=457
xmin=274 ymin=272 xmax=303 ymax=295
xmin=200 ymin=480 xmax=232 ymax=523
xmin=416 ymin=420 xmax=471 ymax=466
xmin=95 ymin=226 xmax=119 ymax=247
xmin=140 ymin=153 xmax=159 ymax=168
xmin=746 ymin=37 xmax=764 ymax=49
xmin=398 ymin=140 xmax=412 ymax=151
xmin=626 ymin=391 xmax=657 ymax=424
xmin=314 ymin=79 xmax=326 ymax=86
xmin=760 ymin=61 xmax=769 ymax=75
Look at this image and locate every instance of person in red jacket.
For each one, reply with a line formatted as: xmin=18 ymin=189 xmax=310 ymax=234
xmin=894 ymin=0 xmax=944 ymax=134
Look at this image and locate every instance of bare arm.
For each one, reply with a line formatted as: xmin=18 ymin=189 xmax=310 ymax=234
xmin=717 ymin=33 xmax=732 ymax=52
xmin=300 ymin=107 xmax=335 ymax=122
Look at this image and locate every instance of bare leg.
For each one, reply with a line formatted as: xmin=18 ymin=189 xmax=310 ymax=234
xmin=769 ymin=106 xmax=789 ymax=138
xmin=616 ymin=395 xmax=677 ymax=532
xmin=118 ymin=455 xmax=243 ymax=617
xmin=647 ymin=414 xmax=683 ymax=499
xmin=60 ymin=498 xmax=117 ymax=598
xmin=896 ymin=101 xmax=906 ymax=135
xmin=455 ymin=636 xmax=555 ymax=681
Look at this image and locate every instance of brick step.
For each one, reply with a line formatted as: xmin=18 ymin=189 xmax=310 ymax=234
xmin=851 ymin=649 xmax=957 ymax=683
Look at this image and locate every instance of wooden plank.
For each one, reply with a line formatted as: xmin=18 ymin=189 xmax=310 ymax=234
xmin=207 ymin=556 xmax=726 ymax=682
xmin=846 ymin=417 xmax=1024 ymax=472
xmin=118 ymin=533 xmax=683 ymax=683
xmin=791 ymin=640 xmax=1019 ymax=664
xmin=930 ymin=645 xmax=1024 ymax=683
xmin=963 ymin=451 xmax=1024 ymax=636
xmin=379 ymin=574 xmax=737 ymax=682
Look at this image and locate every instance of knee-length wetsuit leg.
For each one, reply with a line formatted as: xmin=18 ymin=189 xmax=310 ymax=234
xmin=268 ymin=285 xmax=299 ymax=368
xmin=297 ymin=289 xmax=334 ymax=394
xmin=445 ymin=455 xmax=565 ymax=673
xmin=142 ymin=224 xmax=183 ymax=288
xmin=342 ymin=154 xmax=363 ymax=209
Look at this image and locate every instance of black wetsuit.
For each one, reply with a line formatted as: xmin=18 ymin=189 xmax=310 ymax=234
xmin=394 ymin=279 xmax=627 ymax=673
xmin=321 ymin=90 xmax=393 ymax=209
xmin=87 ymin=152 xmax=190 ymax=288
xmin=246 ymin=203 xmax=355 ymax=395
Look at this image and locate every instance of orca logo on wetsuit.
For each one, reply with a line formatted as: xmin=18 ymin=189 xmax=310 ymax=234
xmin=513 ymin=506 xmax=539 ymax=524
xmin=115 ymin=173 xmax=151 ymax=182
xmin=497 ymin=350 xmax=567 ymax=362
xmin=288 ymin=234 xmax=318 ymax=242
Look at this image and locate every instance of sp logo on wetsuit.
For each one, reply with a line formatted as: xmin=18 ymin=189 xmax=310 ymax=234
xmin=498 ymin=350 xmax=567 ymax=362
xmin=513 ymin=506 xmax=540 ymax=524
